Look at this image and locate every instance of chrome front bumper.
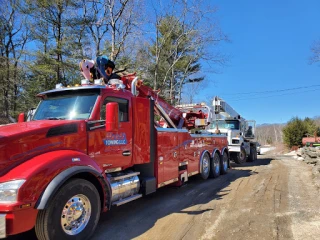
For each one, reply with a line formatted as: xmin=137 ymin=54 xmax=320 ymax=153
xmin=228 ymin=145 xmax=241 ymax=153
xmin=0 ymin=214 xmax=6 ymax=238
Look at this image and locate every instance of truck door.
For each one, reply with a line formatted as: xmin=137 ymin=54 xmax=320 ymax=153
xmin=178 ymin=130 xmax=195 ymax=173
xmin=88 ymin=96 xmax=133 ymax=171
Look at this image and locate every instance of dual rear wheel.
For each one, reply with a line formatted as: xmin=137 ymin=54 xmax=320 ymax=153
xmin=248 ymin=146 xmax=258 ymax=162
xmin=233 ymin=145 xmax=258 ymax=164
xmin=200 ymin=151 xmax=229 ymax=180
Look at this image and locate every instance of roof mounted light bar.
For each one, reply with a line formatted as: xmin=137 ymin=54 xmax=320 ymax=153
xmin=81 ymin=79 xmax=90 ymax=85
xmin=55 ymin=83 xmax=63 ymax=89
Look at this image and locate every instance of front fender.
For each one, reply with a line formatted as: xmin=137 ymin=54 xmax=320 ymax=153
xmin=211 ymin=148 xmax=221 ymax=158
xmin=35 ymin=165 xmax=106 ymax=209
xmin=221 ymin=147 xmax=229 ymax=158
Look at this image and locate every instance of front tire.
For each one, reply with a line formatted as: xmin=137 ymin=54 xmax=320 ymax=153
xmin=35 ymin=178 xmax=101 ymax=240
xmin=234 ymin=146 xmax=246 ymax=164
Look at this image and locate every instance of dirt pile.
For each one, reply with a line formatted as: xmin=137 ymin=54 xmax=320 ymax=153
xmin=297 ymin=147 xmax=320 ymax=188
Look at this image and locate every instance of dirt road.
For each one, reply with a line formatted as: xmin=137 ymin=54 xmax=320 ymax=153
xmin=10 ymin=155 xmax=320 ymax=240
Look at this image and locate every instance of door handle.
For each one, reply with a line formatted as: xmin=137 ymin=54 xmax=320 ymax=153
xmin=122 ymin=150 xmax=131 ymax=156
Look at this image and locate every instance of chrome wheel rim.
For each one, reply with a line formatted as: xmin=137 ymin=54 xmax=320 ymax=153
xmin=61 ymin=194 xmax=91 ymax=235
xmin=240 ymin=151 xmax=245 ymax=160
xmin=223 ymin=154 xmax=228 ymax=171
xmin=214 ymin=155 xmax=220 ymax=174
xmin=203 ymin=155 xmax=209 ymax=174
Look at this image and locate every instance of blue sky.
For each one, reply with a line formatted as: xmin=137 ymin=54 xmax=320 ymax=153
xmin=193 ymin=0 xmax=320 ymax=124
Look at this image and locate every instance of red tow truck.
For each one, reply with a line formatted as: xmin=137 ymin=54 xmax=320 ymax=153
xmin=0 ymin=75 xmax=229 ymax=239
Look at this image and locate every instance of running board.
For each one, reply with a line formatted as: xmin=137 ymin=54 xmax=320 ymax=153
xmin=112 ymin=194 xmax=143 ymax=206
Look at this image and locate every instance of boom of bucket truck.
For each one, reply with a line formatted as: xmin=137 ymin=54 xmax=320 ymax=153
xmin=209 ymin=96 xmax=258 ymax=164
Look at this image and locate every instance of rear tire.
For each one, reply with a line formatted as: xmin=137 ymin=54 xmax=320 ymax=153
xmin=220 ymin=152 xmax=229 ymax=174
xmin=248 ymin=146 xmax=255 ymax=162
xmin=209 ymin=152 xmax=221 ymax=178
xmin=35 ymin=178 xmax=101 ymax=240
xmin=254 ymin=148 xmax=258 ymax=160
xmin=234 ymin=147 xmax=246 ymax=164
xmin=200 ymin=153 xmax=210 ymax=180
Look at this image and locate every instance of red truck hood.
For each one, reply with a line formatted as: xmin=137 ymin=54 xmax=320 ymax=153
xmin=0 ymin=120 xmax=87 ymax=176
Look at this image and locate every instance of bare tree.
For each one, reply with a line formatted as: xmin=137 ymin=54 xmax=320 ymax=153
xmin=147 ymin=0 xmax=228 ymax=104
xmin=80 ymin=0 xmax=143 ymax=70
xmin=82 ymin=1 xmax=110 ymax=57
xmin=310 ymin=40 xmax=320 ymax=64
xmin=0 ymin=0 xmax=29 ymax=117
xmin=255 ymin=124 xmax=285 ymax=145
xmin=181 ymin=79 xmax=207 ymax=104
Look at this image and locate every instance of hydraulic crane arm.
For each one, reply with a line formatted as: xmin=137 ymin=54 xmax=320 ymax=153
xmin=213 ymin=96 xmax=241 ymax=119
xmin=212 ymin=96 xmax=256 ymax=139
xmin=121 ymin=74 xmax=210 ymax=130
xmin=122 ymin=74 xmax=183 ymax=128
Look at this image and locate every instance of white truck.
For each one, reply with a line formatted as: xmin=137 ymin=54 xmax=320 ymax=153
xmin=209 ymin=96 xmax=258 ymax=164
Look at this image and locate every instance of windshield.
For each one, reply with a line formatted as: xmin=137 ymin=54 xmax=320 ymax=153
xmin=210 ymin=120 xmax=240 ymax=130
xmin=33 ymin=91 xmax=98 ymax=120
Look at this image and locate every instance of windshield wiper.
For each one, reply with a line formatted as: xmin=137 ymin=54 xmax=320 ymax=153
xmin=46 ymin=117 xmax=66 ymax=120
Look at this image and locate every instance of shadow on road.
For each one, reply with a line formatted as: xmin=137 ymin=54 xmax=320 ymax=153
xmin=91 ymin=157 xmax=272 ymax=239
xmin=230 ymin=156 xmax=273 ymax=168
xmin=8 ymin=157 xmax=272 ymax=240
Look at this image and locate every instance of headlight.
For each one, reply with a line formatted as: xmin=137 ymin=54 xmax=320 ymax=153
xmin=0 ymin=180 xmax=26 ymax=203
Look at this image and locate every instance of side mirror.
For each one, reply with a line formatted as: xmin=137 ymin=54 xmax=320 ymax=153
xmin=105 ymin=102 xmax=119 ymax=132
xmin=18 ymin=113 xmax=25 ymax=123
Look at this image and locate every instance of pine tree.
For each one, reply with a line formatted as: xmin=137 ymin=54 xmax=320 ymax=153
xmin=283 ymin=117 xmax=320 ymax=148
xmin=148 ymin=15 xmax=204 ymax=104
xmin=23 ymin=0 xmax=87 ymax=88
